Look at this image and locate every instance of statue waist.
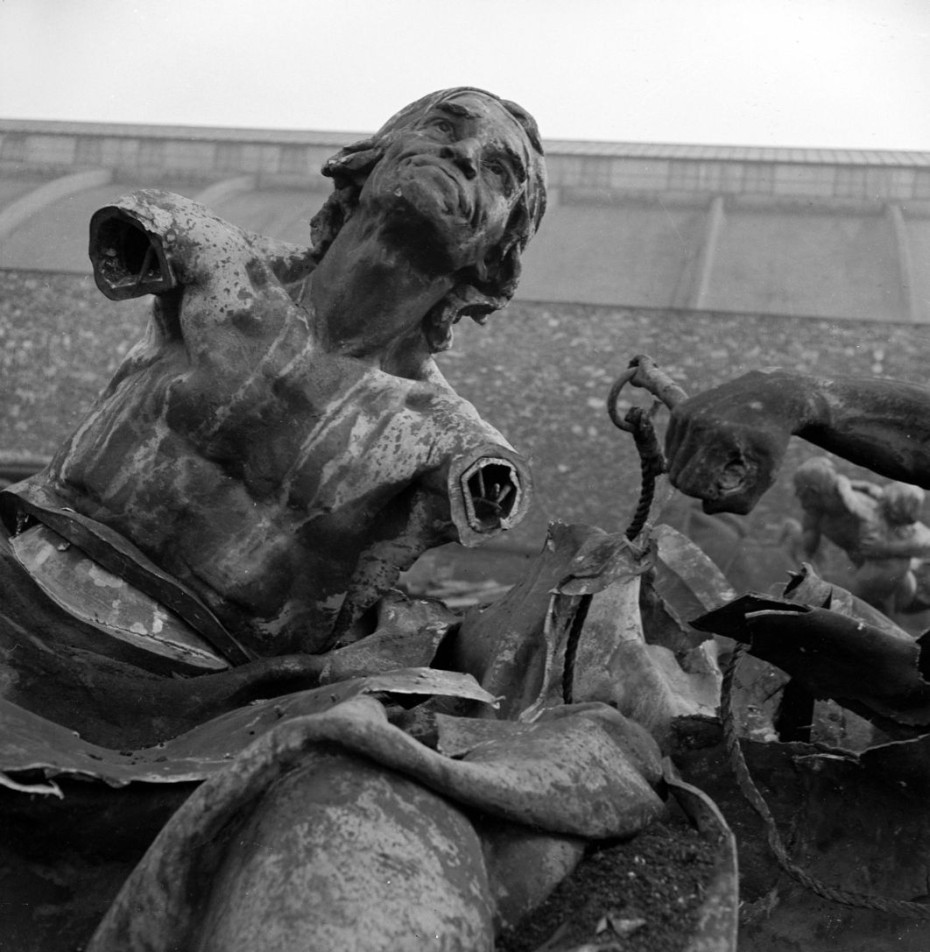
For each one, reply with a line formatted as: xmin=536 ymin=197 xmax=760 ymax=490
xmin=1 ymin=481 xmax=256 ymax=670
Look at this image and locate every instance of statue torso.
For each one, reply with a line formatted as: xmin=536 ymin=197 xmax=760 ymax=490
xmin=17 ymin=289 xmax=469 ymax=655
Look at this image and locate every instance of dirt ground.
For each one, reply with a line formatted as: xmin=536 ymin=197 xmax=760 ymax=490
xmin=499 ymin=818 xmax=724 ymax=952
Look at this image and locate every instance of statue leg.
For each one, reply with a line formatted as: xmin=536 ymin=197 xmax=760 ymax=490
xmin=853 ymin=558 xmax=911 ymax=616
xmin=195 ymin=749 xmax=495 ymax=952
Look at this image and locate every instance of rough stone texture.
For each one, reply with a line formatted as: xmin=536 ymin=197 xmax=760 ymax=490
xmin=3 ymin=268 xmax=929 ymax=562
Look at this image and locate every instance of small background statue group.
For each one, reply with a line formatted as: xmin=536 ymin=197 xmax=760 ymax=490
xmin=783 ymin=455 xmax=930 ymax=621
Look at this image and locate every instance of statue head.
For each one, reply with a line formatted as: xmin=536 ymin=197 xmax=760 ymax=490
xmin=310 ymin=87 xmax=547 ymax=351
xmin=880 ymin=482 xmax=924 ymax=526
xmin=793 ymin=456 xmax=838 ymax=507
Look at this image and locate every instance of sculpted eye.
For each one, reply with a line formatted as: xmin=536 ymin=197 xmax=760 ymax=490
xmin=483 ymin=157 xmax=518 ymax=193
xmin=486 ymin=150 xmax=525 ymax=185
xmin=430 ymin=118 xmax=454 ymax=135
xmin=485 ymin=157 xmax=516 ymax=184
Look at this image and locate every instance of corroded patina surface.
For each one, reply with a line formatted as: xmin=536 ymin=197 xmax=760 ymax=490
xmin=2 ymin=88 xmax=546 ymax=661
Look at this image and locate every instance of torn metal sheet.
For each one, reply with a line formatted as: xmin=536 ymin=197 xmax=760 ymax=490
xmin=783 ymin=562 xmax=916 ymax=642
xmin=692 ymin=595 xmax=930 ymax=731
xmin=570 ymin=566 xmax=721 ymax=747
xmin=666 ymin=767 xmax=740 ymax=952
xmin=11 ymin=523 xmax=229 ymax=675
xmin=452 ymin=522 xmax=605 ymax=719
xmin=0 ymin=668 xmax=498 ymax=787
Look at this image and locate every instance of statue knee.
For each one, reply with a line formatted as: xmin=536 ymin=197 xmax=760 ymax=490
xmin=197 ymin=751 xmax=495 ymax=952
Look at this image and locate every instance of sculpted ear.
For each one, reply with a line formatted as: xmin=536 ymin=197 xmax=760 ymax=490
xmin=321 ymin=136 xmax=383 ymax=188
xmin=311 ymin=137 xmax=389 ymax=259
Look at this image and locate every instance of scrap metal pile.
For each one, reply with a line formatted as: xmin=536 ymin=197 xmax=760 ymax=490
xmin=3 ymin=87 xmax=930 ymax=952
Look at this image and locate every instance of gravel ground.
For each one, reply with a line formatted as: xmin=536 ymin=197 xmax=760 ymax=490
xmin=4 ymin=268 xmax=930 ymax=558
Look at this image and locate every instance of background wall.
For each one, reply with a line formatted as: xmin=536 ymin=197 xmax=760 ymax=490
xmin=2 ymin=119 xmax=929 ymax=321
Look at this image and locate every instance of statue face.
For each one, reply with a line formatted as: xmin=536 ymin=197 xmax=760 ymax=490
xmin=361 ymin=91 xmax=533 ymax=273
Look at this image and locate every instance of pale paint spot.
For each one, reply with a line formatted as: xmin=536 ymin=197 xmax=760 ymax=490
xmin=31 ymin=542 xmax=53 ymax=568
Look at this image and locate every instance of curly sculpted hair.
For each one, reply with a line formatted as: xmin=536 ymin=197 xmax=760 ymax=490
xmin=308 ymin=87 xmax=547 ymax=352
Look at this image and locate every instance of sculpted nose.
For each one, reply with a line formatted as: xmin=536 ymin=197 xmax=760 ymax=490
xmin=441 ymin=138 xmax=479 ymax=179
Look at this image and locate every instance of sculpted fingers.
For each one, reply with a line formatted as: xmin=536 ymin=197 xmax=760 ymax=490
xmin=665 ymin=415 xmax=776 ymax=514
xmin=665 ymin=413 xmax=722 ymax=499
xmin=665 ymin=405 xmax=721 ymax=492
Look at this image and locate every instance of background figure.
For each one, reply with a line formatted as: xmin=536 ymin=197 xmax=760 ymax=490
xmin=786 ymin=456 xmax=883 ymax=570
xmin=783 ymin=455 xmax=930 ymax=617
xmin=856 ymin=481 xmax=930 ymax=615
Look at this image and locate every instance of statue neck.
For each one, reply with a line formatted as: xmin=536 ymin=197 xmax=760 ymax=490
xmin=303 ymin=215 xmax=454 ymax=377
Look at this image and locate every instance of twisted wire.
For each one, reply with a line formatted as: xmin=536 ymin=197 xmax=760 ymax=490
xmin=622 ymin=406 xmax=666 ymax=541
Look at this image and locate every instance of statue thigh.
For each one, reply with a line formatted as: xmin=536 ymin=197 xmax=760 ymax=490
xmin=853 ymin=558 xmax=915 ymax=612
xmin=196 ymin=748 xmax=495 ymax=952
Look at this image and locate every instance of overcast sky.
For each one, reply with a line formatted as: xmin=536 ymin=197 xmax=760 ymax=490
xmin=1 ymin=0 xmax=928 ymax=150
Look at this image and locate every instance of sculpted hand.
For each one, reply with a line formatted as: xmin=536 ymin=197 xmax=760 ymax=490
xmin=664 ymin=371 xmax=810 ymax=514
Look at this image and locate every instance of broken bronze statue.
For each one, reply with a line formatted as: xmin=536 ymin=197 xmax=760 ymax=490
xmin=664 ymin=364 xmax=930 ymax=740
xmin=664 ymin=366 xmax=930 ymax=942
xmin=0 ymin=91 xmax=740 ymax=952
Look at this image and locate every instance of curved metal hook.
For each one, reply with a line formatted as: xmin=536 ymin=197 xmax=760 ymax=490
xmin=607 ymin=354 xmax=688 ymax=432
